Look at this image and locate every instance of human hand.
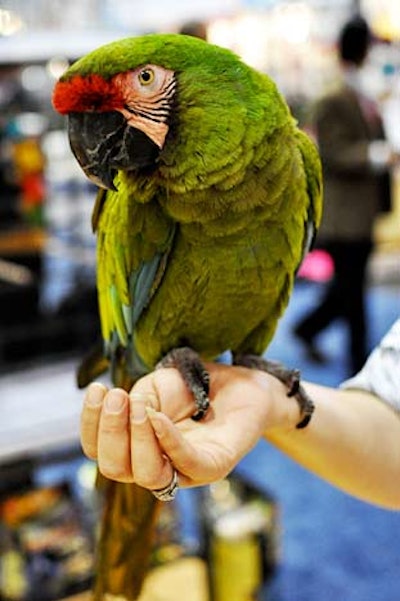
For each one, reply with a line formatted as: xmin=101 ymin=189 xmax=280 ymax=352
xmin=80 ymin=363 xmax=300 ymax=491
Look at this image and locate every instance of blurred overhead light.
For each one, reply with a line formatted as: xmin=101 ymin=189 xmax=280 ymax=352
xmin=47 ymin=56 xmax=70 ymax=80
xmin=362 ymin=0 xmax=400 ymax=41
xmin=208 ymin=14 xmax=270 ymax=70
xmin=272 ymin=2 xmax=313 ymax=45
xmin=0 ymin=8 xmax=25 ymax=36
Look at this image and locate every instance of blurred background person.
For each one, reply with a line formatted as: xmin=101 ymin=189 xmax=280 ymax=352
xmin=294 ymin=14 xmax=396 ymax=377
xmin=179 ymin=20 xmax=208 ymax=40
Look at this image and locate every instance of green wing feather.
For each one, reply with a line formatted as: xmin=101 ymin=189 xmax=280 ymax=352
xmin=295 ymin=128 xmax=323 ymax=266
xmin=95 ymin=174 xmax=175 ymax=384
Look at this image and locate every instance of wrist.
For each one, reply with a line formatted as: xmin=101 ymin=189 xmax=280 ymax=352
xmin=252 ymin=370 xmax=303 ymax=433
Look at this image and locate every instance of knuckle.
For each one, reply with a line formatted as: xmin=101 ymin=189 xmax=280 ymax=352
xmin=133 ymin=461 xmax=171 ymax=490
xmin=135 ymin=471 xmax=165 ymax=490
xmin=172 ymin=455 xmax=194 ymax=474
xmin=100 ymin=462 xmax=132 ymax=482
xmin=162 ymin=435 xmax=181 ymax=455
xmin=81 ymin=442 xmax=97 ymax=460
xmin=100 ymin=417 xmax=127 ymax=435
xmin=134 ymin=474 xmax=155 ymax=489
xmin=131 ymin=423 xmax=153 ymax=443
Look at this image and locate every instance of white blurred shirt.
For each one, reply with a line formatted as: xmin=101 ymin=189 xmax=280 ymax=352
xmin=341 ymin=319 xmax=400 ymax=412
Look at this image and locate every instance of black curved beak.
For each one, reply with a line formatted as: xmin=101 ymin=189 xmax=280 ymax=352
xmin=68 ymin=112 xmax=161 ymax=191
xmin=68 ymin=112 xmax=124 ymax=190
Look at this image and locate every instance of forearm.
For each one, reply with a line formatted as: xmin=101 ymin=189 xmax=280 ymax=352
xmin=265 ymin=382 xmax=400 ymax=510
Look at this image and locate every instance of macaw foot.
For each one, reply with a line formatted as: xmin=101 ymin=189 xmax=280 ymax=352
xmin=232 ymin=354 xmax=315 ymax=429
xmin=157 ymin=347 xmax=210 ymax=421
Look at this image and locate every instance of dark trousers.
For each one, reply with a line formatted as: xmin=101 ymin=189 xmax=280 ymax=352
xmin=296 ymin=239 xmax=373 ymax=375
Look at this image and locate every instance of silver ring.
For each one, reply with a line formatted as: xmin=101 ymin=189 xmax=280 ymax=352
xmin=151 ymin=469 xmax=179 ymax=502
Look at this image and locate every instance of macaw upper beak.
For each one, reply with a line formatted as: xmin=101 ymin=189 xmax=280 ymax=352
xmin=68 ymin=112 xmax=160 ymax=191
xmin=68 ymin=112 xmax=123 ymax=190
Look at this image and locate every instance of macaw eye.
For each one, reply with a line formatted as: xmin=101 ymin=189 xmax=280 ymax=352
xmin=138 ymin=68 xmax=155 ymax=86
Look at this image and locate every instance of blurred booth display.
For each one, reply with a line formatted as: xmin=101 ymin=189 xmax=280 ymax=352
xmin=11 ymin=117 xmax=47 ymax=228
xmin=0 ymin=64 xmax=47 ymax=366
xmin=0 ymin=482 xmax=94 ymax=601
xmin=0 ymin=441 xmax=280 ymax=601
xmin=0 ymin=60 xmax=100 ymax=370
xmin=297 ymin=248 xmax=335 ymax=283
xmin=201 ymin=475 xmax=280 ymax=601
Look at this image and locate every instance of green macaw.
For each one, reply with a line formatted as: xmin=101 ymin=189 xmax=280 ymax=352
xmin=53 ymin=33 xmax=322 ymax=600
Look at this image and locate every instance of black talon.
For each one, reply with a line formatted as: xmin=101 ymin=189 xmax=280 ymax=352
xmin=233 ymin=353 xmax=315 ymax=429
xmin=156 ymin=346 xmax=210 ymax=420
xmin=191 ymin=388 xmax=210 ymax=421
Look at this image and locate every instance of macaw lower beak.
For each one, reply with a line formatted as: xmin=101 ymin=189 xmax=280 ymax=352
xmin=68 ymin=112 xmax=160 ymax=191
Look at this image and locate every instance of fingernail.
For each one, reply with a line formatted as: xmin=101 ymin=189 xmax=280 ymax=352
xmin=104 ymin=390 xmax=126 ymax=414
xmin=85 ymin=383 xmax=106 ymax=407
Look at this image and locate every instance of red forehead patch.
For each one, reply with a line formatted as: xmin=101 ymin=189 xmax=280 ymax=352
xmin=52 ymin=74 xmax=124 ymax=114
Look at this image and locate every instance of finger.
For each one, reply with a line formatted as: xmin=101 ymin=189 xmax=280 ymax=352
xmin=146 ymin=409 xmax=220 ymax=486
xmin=97 ymin=388 xmax=133 ymax=482
xmin=131 ymin=368 xmax=197 ymax=421
xmin=80 ymin=382 xmax=107 ymax=459
xmin=129 ymin=393 xmax=173 ymax=490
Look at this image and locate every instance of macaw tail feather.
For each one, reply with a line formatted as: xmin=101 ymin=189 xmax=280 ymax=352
xmin=93 ymin=475 xmax=159 ymax=600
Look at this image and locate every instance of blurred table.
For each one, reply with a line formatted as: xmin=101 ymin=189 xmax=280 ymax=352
xmin=0 ymin=359 xmax=83 ymax=462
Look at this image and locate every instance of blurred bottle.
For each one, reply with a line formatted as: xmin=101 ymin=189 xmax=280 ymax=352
xmin=201 ymin=477 xmax=280 ymax=601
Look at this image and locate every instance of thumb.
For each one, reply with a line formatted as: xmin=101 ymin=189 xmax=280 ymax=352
xmin=131 ymin=368 xmax=196 ymax=421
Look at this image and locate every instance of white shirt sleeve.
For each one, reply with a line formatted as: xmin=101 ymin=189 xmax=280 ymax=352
xmin=341 ymin=319 xmax=400 ymax=412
